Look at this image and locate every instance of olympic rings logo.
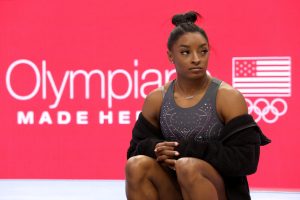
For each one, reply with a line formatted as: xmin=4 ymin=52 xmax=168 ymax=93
xmin=246 ymin=98 xmax=288 ymax=123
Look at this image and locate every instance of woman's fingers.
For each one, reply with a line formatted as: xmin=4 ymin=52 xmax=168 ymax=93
xmin=154 ymin=145 xmax=174 ymax=153
xmin=156 ymin=150 xmax=180 ymax=162
xmin=164 ymin=158 xmax=176 ymax=167
xmin=155 ymin=141 xmax=178 ymax=152
xmin=155 ymin=141 xmax=178 ymax=149
xmin=154 ymin=141 xmax=180 ymax=162
xmin=155 ymin=145 xmax=179 ymax=159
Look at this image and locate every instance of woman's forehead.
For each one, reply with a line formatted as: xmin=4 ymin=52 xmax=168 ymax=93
xmin=175 ymin=32 xmax=208 ymax=47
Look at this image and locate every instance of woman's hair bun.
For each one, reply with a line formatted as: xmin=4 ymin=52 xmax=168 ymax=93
xmin=172 ymin=11 xmax=201 ymax=26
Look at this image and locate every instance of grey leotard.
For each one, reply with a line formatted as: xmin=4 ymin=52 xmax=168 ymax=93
xmin=160 ymin=78 xmax=224 ymax=142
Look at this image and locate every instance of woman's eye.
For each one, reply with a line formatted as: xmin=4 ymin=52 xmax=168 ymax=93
xmin=201 ymin=49 xmax=209 ymax=55
xmin=180 ymin=50 xmax=189 ymax=55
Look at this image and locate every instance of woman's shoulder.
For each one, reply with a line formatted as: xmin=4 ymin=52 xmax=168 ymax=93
xmin=216 ymin=80 xmax=248 ymax=123
xmin=145 ymin=81 xmax=173 ymax=102
xmin=141 ymin=81 xmax=173 ymax=127
xmin=217 ymin=80 xmax=243 ymax=98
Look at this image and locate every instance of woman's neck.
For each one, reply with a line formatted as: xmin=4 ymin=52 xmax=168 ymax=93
xmin=175 ymin=75 xmax=211 ymax=99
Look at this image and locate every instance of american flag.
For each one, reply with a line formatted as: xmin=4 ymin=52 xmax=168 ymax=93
xmin=232 ymin=57 xmax=291 ymax=97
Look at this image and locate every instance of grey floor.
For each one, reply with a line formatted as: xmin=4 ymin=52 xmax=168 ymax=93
xmin=0 ymin=180 xmax=299 ymax=200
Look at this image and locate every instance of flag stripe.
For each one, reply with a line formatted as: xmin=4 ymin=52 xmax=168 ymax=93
xmin=233 ymin=77 xmax=290 ymax=82
xmin=256 ymin=66 xmax=291 ymax=70
xmin=256 ymin=60 xmax=291 ymax=65
xmin=243 ymin=93 xmax=291 ymax=97
xmin=256 ymin=72 xmax=291 ymax=76
xmin=233 ymin=83 xmax=290 ymax=87
xmin=239 ymin=88 xmax=290 ymax=93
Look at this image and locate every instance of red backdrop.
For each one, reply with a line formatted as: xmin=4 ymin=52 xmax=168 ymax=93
xmin=0 ymin=0 xmax=299 ymax=190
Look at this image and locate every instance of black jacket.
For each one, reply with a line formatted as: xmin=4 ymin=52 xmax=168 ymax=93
xmin=127 ymin=113 xmax=271 ymax=200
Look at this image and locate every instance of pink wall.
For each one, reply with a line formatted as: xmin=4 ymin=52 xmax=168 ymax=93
xmin=0 ymin=0 xmax=299 ymax=190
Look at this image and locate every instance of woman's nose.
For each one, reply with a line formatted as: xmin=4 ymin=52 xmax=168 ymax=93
xmin=191 ymin=52 xmax=200 ymax=64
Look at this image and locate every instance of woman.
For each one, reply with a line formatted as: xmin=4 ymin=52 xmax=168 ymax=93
xmin=125 ymin=11 xmax=270 ymax=200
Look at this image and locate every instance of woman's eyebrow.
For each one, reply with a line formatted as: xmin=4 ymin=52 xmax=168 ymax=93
xmin=179 ymin=44 xmax=190 ymax=48
xmin=179 ymin=43 xmax=208 ymax=48
xmin=199 ymin=43 xmax=208 ymax=47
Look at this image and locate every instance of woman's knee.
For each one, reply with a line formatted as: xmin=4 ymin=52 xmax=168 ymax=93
xmin=176 ymin=157 xmax=218 ymax=176
xmin=125 ymin=155 xmax=156 ymax=179
xmin=176 ymin=158 xmax=203 ymax=175
xmin=175 ymin=157 xmax=225 ymax=194
xmin=175 ymin=158 xmax=214 ymax=183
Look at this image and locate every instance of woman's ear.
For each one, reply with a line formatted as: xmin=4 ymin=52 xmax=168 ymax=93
xmin=167 ymin=51 xmax=174 ymax=63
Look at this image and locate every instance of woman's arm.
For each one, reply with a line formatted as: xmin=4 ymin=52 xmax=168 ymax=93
xmin=216 ymin=82 xmax=248 ymax=124
xmin=141 ymin=88 xmax=164 ymax=128
xmin=127 ymin=88 xmax=164 ymax=159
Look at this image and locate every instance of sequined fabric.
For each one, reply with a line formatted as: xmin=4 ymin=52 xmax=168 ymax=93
xmin=160 ymin=78 xmax=224 ymax=142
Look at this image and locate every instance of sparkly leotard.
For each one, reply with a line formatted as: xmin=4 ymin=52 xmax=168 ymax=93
xmin=160 ymin=78 xmax=224 ymax=142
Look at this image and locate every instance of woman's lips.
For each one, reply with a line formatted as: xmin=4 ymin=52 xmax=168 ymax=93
xmin=189 ymin=67 xmax=204 ymax=72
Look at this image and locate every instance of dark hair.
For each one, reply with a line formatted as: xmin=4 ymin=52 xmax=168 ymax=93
xmin=167 ymin=11 xmax=209 ymax=50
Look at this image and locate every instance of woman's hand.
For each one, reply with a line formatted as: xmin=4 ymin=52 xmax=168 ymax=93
xmin=154 ymin=141 xmax=180 ymax=169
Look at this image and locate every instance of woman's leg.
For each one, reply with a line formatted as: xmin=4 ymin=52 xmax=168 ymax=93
xmin=125 ymin=155 xmax=182 ymax=200
xmin=175 ymin=157 xmax=227 ymax=200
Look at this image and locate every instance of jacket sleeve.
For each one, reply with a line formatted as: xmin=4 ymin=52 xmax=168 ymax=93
xmin=127 ymin=113 xmax=165 ymax=159
xmin=175 ymin=114 xmax=271 ymax=177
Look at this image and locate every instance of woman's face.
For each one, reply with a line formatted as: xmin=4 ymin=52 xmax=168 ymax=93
xmin=168 ymin=32 xmax=209 ymax=79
